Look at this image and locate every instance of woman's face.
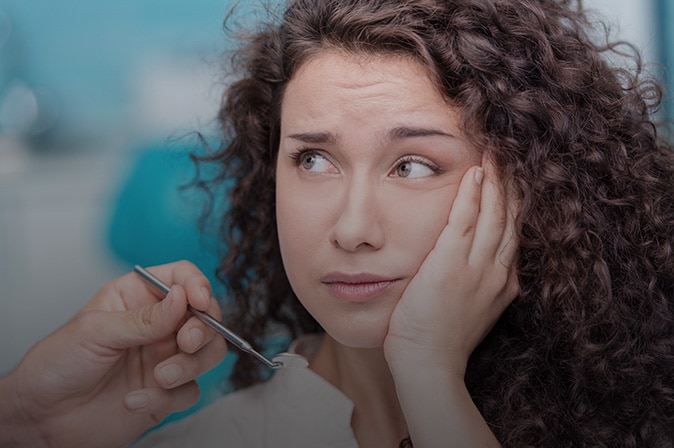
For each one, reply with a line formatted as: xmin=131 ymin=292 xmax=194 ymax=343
xmin=276 ymin=51 xmax=480 ymax=348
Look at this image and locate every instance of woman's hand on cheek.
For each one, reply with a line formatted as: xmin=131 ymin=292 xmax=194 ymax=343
xmin=384 ymin=158 xmax=519 ymax=377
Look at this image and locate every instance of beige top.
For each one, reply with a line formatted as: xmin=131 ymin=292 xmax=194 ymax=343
xmin=131 ymin=336 xmax=358 ymax=448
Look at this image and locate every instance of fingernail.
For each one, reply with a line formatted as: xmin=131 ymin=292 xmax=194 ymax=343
xmin=200 ymin=286 xmax=211 ymax=302
xmin=159 ymin=364 xmax=182 ymax=385
xmin=125 ymin=392 xmax=150 ymax=411
xmin=162 ymin=288 xmax=173 ymax=311
xmin=190 ymin=327 xmax=204 ymax=350
xmin=475 ymin=167 xmax=485 ymax=185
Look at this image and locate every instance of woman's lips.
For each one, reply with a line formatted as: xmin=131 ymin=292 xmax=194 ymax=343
xmin=322 ymin=273 xmax=400 ymax=302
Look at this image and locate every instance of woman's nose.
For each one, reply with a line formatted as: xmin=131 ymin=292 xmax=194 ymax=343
xmin=328 ymin=180 xmax=385 ymax=252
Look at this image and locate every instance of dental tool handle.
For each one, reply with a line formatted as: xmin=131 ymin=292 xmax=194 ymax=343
xmin=133 ymin=265 xmax=278 ymax=369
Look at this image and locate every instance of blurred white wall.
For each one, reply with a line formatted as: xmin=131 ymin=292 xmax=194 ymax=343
xmin=0 ymin=143 xmax=131 ymax=373
xmin=586 ymin=0 xmax=658 ymax=61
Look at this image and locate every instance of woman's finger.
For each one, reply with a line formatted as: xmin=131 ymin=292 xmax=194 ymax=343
xmin=469 ymin=157 xmax=508 ymax=265
xmin=496 ymin=185 xmax=521 ymax=305
xmin=434 ymin=165 xmax=484 ymax=263
xmin=496 ymin=184 xmax=520 ymax=270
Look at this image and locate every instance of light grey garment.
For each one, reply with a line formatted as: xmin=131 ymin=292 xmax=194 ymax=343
xmin=131 ymin=339 xmax=358 ymax=448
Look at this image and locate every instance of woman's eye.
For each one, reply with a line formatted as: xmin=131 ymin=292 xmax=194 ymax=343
xmin=392 ymin=160 xmax=436 ymax=178
xmin=296 ymin=151 xmax=336 ymax=173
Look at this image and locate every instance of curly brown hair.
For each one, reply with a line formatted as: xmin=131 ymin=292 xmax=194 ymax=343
xmin=192 ymin=0 xmax=674 ymax=446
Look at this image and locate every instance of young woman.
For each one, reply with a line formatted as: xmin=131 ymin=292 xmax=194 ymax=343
xmin=1 ymin=0 xmax=672 ymax=447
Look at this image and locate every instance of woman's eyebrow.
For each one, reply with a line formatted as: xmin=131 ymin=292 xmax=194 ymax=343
xmin=286 ymin=131 xmax=338 ymax=144
xmin=285 ymin=126 xmax=456 ymax=145
xmin=387 ymin=126 xmax=457 ymax=141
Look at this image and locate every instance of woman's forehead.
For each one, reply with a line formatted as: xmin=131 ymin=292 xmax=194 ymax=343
xmin=284 ymin=52 xmax=445 ymax=108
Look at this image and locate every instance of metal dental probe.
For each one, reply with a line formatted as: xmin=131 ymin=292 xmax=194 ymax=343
xmin=133 ymin=265 xmax=281 ymax=369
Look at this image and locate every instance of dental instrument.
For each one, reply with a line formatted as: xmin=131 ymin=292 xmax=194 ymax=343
xmin=133 ymin=265 xmax=286 ymax=369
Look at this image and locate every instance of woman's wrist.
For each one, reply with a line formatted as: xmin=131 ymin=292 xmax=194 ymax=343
xmin=390 ymin=367 xmax=500 ymax=447
xmin=385 ymin=338 xmax=500 ymax=448
xmin=383 ymin=334 xmax=468 ymax=380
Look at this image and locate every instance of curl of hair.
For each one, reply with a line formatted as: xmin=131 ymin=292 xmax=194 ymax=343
xmin=193 ymin=0 xmax=674 ymax=445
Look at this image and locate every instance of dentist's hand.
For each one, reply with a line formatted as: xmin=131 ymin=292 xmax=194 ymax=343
xmin=0 ymin=261 xmax=227 ymax=448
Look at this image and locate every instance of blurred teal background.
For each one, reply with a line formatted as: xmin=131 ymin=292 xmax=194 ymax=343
xmin=0 ymin=0 xmax=671 ymax=427
xmin=0 ymin=0 xmax=233 ymax=141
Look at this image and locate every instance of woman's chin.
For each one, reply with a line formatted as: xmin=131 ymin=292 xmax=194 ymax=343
xmin=324 ymin=324 xmax=388 ymax=349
